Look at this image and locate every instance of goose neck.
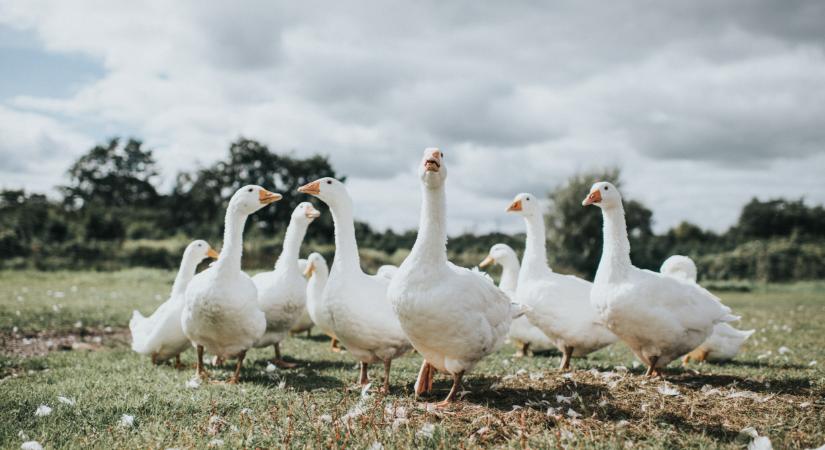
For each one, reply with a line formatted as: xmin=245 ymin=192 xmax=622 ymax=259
xmin=215 ymin=203 xmax=247 ymax=276
xmin=597 ymin=204 xmax=632 ymax=282
xmin=498 ymin=257 xmax=520 ymax=294
xmin=328 ymin=196 xmax=361 ymax=274
xmin=408 ymin=183 xmax=448 ymax=266
xmin=521 ymin=214 xmax=550 ymax=276
xmin=275 ymin=218 xmax=308 ymax=272
xmin=171 ymin=253 xmax=199 ymax=298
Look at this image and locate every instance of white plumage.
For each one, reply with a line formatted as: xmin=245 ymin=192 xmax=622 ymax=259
xmin=298 ymin=177 xmax=411 ymax=391
xmin=479 ymin=243 xmax=554 ymax=356
xmin=506 ymin=193 xmax=617 ymax=369
xmin=181 ymin=185 xmax=280 ymax=382
xmin=388 ymin=148 xmax=524 ymax=405
xmin=585 ymin=182 xmax=738 ymax=375
xmin=130 ymin=240 xmax=217 ymax=365
xmin=659 ymin=255 xmax=755 ymax=363
xmin=252 ymin=202 xmax=319 ymax=366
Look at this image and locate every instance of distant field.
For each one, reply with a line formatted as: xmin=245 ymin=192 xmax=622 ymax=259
xmin=1 ymin=270 xmax=823 ymax=449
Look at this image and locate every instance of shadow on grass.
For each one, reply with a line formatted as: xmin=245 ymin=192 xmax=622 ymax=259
xmin=670 ymin=373 xmax=816 ymax=395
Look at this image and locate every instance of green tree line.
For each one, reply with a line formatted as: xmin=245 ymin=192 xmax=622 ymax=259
xmin=2 ymin=137 xmax=823 ymax=281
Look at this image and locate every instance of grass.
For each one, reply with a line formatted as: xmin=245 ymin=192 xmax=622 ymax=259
xmin=1 ymin=270 xmax=824 ymax=449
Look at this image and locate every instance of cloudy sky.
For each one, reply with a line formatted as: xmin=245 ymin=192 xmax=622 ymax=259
xmin=1 ymin=1 xmax=824 ymax=234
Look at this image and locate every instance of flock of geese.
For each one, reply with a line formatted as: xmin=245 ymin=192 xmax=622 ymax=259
xmin=130 ymin=148 xmax=755 ymax=406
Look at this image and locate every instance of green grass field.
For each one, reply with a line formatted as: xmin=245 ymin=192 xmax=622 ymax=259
xmin=1 ymin=270 xmax=823 ymax=449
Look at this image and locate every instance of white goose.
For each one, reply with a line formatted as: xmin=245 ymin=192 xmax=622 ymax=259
xmin=479 ymin=243 xmax=555 ymax=357
xmin=376 ymin=265 xmax=399 ymax=280
xmin=289 ymin=259 xmax=315 ymax=336
xmin=389 ymin=148 xmax=525 ymax=406
xmin=303 ymin=252 xmax=340 ymax=351
xmin=507 ymin=193 xmax=617 ymax=370
xmin=658 ymin=256 xmax=755 ymax=363
xmin=182 ymin=185 xmax=281 ymax=383
xmin=252 ymin=202 xmax=320 ymax=367
xmin=298 ymin=178 xmax=411 ymax=392
xmin=584 ymin=182 xmax=738 ymax=376
xmin=130 ymin=240 xmax=218 ymax=366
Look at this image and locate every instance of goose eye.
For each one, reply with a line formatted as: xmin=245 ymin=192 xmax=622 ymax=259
xmin=248 ymin=188 xmax=253 ymax=192
xmin=604 ymin=186 xmax=609 ymax=191
xmin=440 ymin=152 xmax=444 ymax=158
xmin=326 ymin=180 xmax=332 ymax=185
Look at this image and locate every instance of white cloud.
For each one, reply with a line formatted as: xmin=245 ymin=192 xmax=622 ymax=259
xmin=0 ymin=0 xmax=824 ymax=233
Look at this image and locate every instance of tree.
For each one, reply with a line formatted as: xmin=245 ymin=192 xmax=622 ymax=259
xmin=167 ymin=138 xmax=344 ymax=241
xmin=61 ymin=138 xmax=160 ymax=209
xmin=546 ymin=168 xmax=660 ymax=278
xmin=735 ymin=198 xmax=825 ymax=241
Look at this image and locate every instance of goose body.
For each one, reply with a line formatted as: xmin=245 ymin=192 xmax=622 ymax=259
xmin=376 ymin=265 xmax=398 ymax=279
xmin=298 ymin=178 xmax=411 ymax=390
xmin=479 ymin=243 xmax=554 ymax=355
xmin=585 ymin=182 xmax=738 ymax=374
xmin=182 ymin=185 xmax=280 ymax=382
xmin=389 ymin=149 xmax=523 ymax=404
xmin=252 ymin=203 xmax=319 ymax=365
xmin=659 ymin=256 xmax=755 ymax=363
xmin=304 ymin=253 xmax=333 ymax=338
xmin=289 ymin=259 xmax=315 ymax=334
xmin=130 ymin=240 xmax=217 ymax=364
xmin=507 ymin=193 xmax=616 ymax=369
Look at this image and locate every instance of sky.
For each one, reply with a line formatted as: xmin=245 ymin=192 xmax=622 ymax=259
xmin=1 ymin=1 xmax=824 ymax=235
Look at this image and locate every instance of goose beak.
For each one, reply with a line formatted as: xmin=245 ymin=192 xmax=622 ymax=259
xmin=506 ymin=200 xmax=522 ymax=212
xmin=298 ymin=180 xmax=321 ymax=196
xmin=305 ymin=205 xmax=321 ymax=219
xmin=303 ymin=262 xmax=315 ymax=278
xmin=423 ymin=149 xmax=442 ymax=172
xmin=582 ymin=189 xmax=602 ymax=206
xmin=259 ymin=189 xmax=282 ymax=205
xmin=479 ymin=255 xmax=495 ymax=268
xmin=207 ymin=247 xmax=220 ymax=259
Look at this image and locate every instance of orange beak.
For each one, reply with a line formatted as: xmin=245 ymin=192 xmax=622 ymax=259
xmin=259 ymin=189 xmax=282 ymax=205
xmin=305 ymin=205 xmax=321 ymax=219
xmin=506 ymin=200 xmax=522 ymax=212
xmin=423 ymin=150 xmax=442 ymax=172
xmin=298 ymin=180 xmax=321 ymax=196
xmin=479 ymin=255 xmax=495 ymax=268
xmin=303 ymin=262 xmax=315 ymax=278
xmin=582 ymin=189 xmax=602 ymax=206
xmin=207 ymin=247 xmax=219 ymax=259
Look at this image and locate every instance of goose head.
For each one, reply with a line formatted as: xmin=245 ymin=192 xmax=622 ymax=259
xmin=479 ymin=243 xmax=517 ymax=268
xmin=292 ymin=201 xmax=322 ymax=225
xmin=185 ymin=239 xmax=219 ymax=263
xmin=303 ymin=252 xmax=328 ymax=278
xmin=297 ymin=177 xmax=348 ymax=206
xmin=419 ymin=147 xmax=447 ymax=189
xmin=230 ymin=185 xmax=282 ymax=215
xmin=582 ymin=181 xmax=621 ymax=209
xmin=505 ymin=193 xmax=541 ymax=218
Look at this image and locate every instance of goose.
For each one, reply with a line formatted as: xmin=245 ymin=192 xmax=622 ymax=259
xmin=506 ymin=193 xmax=617 ymax=370
xmin=584 ymin=182 xmax=738 ymax=376
xmin=252 ymin=202 xmax=320 ymax=368
xmin=298 ymin=178 xmax=412 ymax=392
xmin=182 ymin=185 xmax=281 ymax=383
xmin=658 ymin=256 xmax=755 ymax=363
xmin=376 ymin=265 xmax=399 ymax=280
xmin=479 ymin=243 xmax=555 ymax=357
xmin=289 ymin=259 xmax=315 ymax=336
xmin=130 ymin=240 xmax=218 ymax=366
xmin=388 ymin=148 xmax=525 ymax=406
xmin=303 ymin=252 xmax=341 ymax=352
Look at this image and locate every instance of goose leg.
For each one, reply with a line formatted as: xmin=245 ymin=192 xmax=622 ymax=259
xmin=380 ymin=359 xmax=392 ymax=393
xmin=196 ymin=345 xmax=210 ymax=379
xmin=415 ymin=360 xmax=434 ymax=397
xmin=330 ymin=338 xmax=341 ymax=353
xmin=151 ymin=353 xmax=159 ymax=365
xmin=645 ymin=355 xmax=659 ymax=377
xmin=175 ymin=354 xmax=184 ymax=370
xmin=559 ymin=346 xmax=574 ymax=371
xmin=435 ymin=371 xmax=464 ymax=408
xmin=273 ymin=343 xmax=298 ymax=368
xmin=228 ymin=351 xmax=246 ymax=384
xmin=359 ymin=361 xmax=370 ymax=386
